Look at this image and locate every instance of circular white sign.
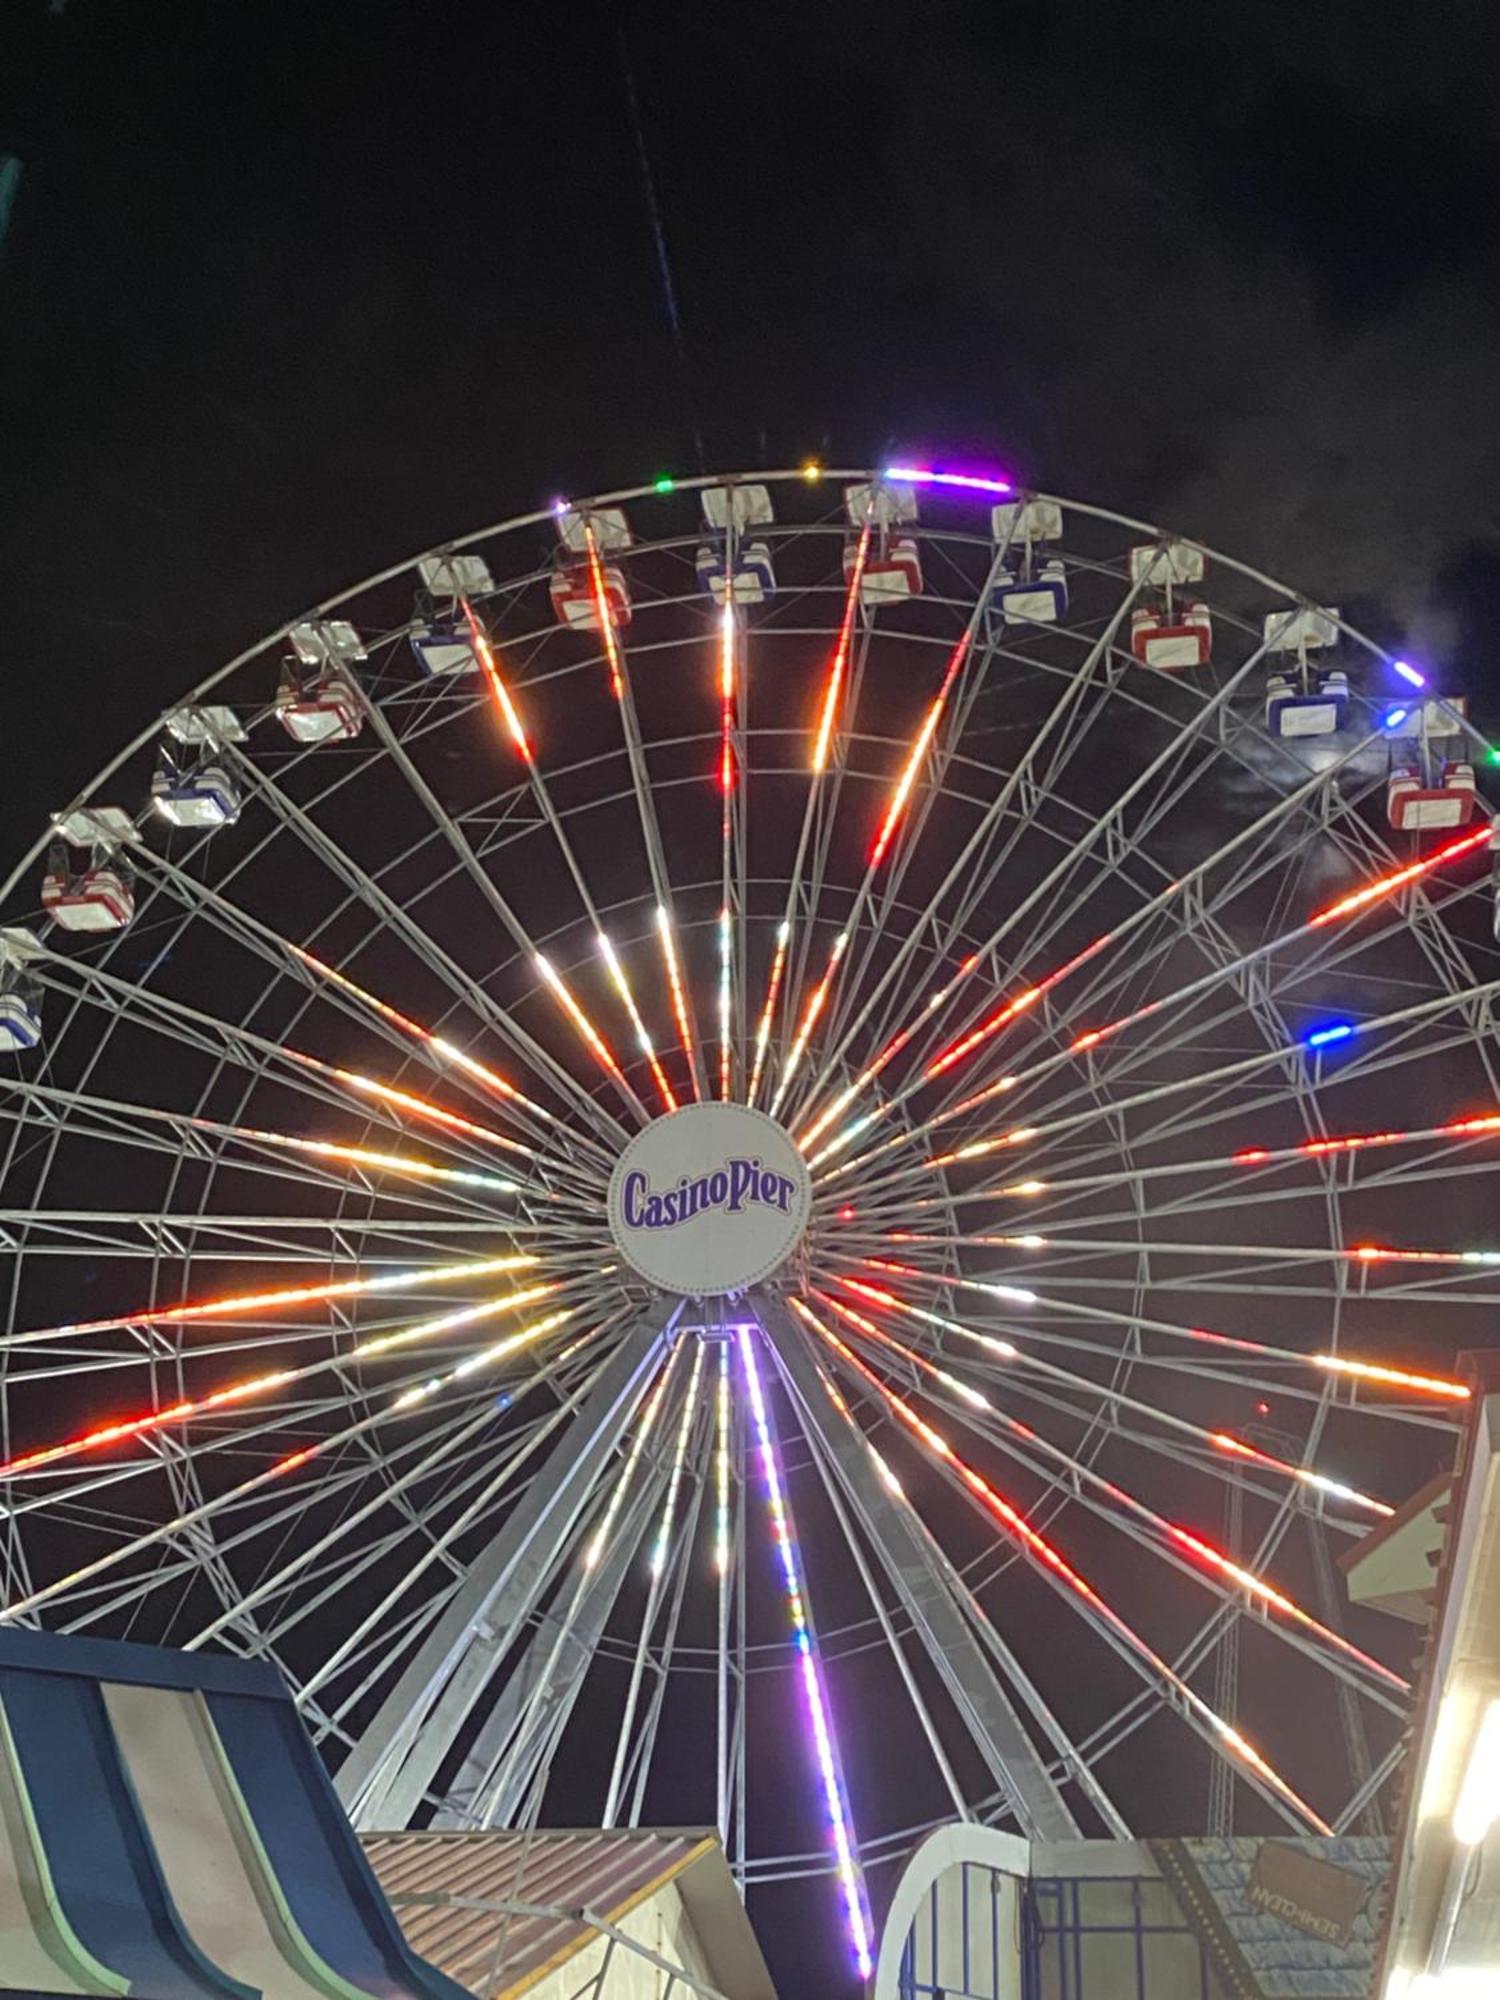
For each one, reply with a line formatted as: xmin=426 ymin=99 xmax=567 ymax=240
xmin=607 ymin=1102 xmax=811 ymax=1297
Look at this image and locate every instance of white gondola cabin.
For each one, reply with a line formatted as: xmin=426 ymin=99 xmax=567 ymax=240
xmin=0 ymin=934 xmax=42 ymax=1053
xmin=410 ymin=619 xmax=478 ymax=677
xmin=847 ymin=534 xmax=923 ymax=606
xmin=550 ymin=561 xmax=632 ymax=630
xmin=696 ymin=538 xmax=775 ymax=605
xmin=276 ymin=666 xmax=363 ymax=743
xmin=702 ymin=484 xmax=774 ymax=532
xmin=417 ymin=552 xmax=494 ymax=600
xmin=1131 ymin=602 xmax=1211 ymax=668
xmin=152 ymin=752 xmax=241 ymax=829
xmin=1267 ymin=667 xmax=1349 ymax=738
xmin=1386 ymin=697 xmax=1477 ymax=829
xmin=42 ymin=844 xmax=134 ymax=932
xmin=993 ymin=559 xmax=1068 ymax=626
xmin=289 ymin=621 xmax=367 ymax=670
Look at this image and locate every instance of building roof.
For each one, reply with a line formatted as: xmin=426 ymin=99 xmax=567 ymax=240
xmin=1373 ymin=1356 xmax=1500 ymax=1991
xmin=0 ymin=1626 xmax=469 ymax=2000
xmin=363 ymin=1827 xmax=775 ymax=2000
xmin=1337 ymin=1468 xmax=1451 ymax=1624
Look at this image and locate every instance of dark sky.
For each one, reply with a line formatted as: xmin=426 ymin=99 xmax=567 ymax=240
xmin=3 ymin=3 xmax=1499 ymax=1992
xmin=5 ymin=0 xmax=1500 ymax=874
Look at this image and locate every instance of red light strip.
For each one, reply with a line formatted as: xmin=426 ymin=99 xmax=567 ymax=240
xmin=854 ymin=1255 xmax=1468 ymax=1399
xmin=579 ymin=520 xmax=703 ymax=1100
xmin=583 ymin=524 xmax=627 ymax=702
xmin=0 ymin=1279 xmax=566 ymax=1479
xmin=810 ymin=1291 xmax=1407 ymax=1693
xmin=1233 ymin=1112 xmax=1500 ymax=1166
xmin=818 ymin=767 xmax=1491 ymax=1166
xmin=718 ymin=601 xmax=737 ymax=800
xmin=793 ymin=1299 xmax=1333 ymax=1833
xmin=655 ymin=906 xmax=704 ymax=1105
xmin=1307 ymin=822 xmax=1493 ymax=928
xmin=597 ymin=933 xmax=677 ymax=1114
xmin=16 ymin=1253 xmax=538 ymax=1346
xmin=812 ymin=521 xmax=872 ymax=772
xmin=533 ymin=954 xmax=646 ymax=1114
xmin=770 ymin=932 xmax=848 ymax=1115
xmin=289 ymin=946 xmax=557 ymax=1125
xmin=747 ymin=921 xmax=791 ymax=1109
xmin=927 ymin=935 xmax=1109 ymax=1080
xmin=152 ymin=1105 xmax=524 ymax=1195
xmin=798 ymin=955 xmax=979 ymax=1152
xmin=832 ymin=1272 xmax=1395 ymax=1517
xmin=869 ymin=632 xmax=973 ymax=869
xmin=459 ymin=598 xmax=533 ymax=762
xmin=719 ymin=916 xmax=734 ymax=1111
xmin=282 ymin=1049 xmax=538 ymax=1160
xmin=927 ymin=818 xmax=1492 ymax=1090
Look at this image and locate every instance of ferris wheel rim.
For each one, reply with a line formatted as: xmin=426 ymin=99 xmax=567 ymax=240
xmin=2 ymin=461 xmax=1493 ymax=1927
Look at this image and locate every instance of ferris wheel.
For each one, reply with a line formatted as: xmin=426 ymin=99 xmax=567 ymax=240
xmin=2 ymin=463 xmax=1498 ymax=1980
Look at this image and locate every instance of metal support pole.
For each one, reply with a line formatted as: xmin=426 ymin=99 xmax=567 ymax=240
xmin=754 ymin=1290 xmax=1085 ymax=1842
xmin=337 ymin=1296 xmax=680 ymax=1826
xmin=434 ymin=1472 xmax=664 ymax=1828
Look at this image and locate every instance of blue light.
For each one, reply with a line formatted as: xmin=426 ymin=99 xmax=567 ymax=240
xmin=1393 ymin=659 xmax=1427 ymax=689
xmin=1305 ymin=1022 xmax=1356 ymax=1050
xmin=1384 ymin=707 xmax=1409 ymax=729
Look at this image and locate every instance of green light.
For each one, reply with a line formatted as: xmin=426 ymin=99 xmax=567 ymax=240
xmin=1488 ymin=748 xmax=1500 ymax=766
xmin=653 ymin=475 xmax=676 ymax=494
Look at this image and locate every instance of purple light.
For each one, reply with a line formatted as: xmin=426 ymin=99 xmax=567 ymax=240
xmin=884 ymin=464 xmax=1013 ymax=497
xmin=1393 ymin=659 xmax=1427 ymax=689
xmin=738 ymin=1325 xmax=873 ymax=1979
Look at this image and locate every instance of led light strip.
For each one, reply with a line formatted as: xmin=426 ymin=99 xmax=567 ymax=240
xmin=651 ymin=1341 xmax=706 ymax=1574
xmin=796 ymin=1301 xmax=1333 ymax=1835
xmin=20 ymin=1253 xmax=539 ymax=1347
xmin=770 ymin=931 xmax=848 ymax=1116
xmin=855 ymin=1254 xmax=1468 ymax=1401
xmin=597 ymin=932 xmax=678 ymax=1113
xmin=715 ymin=1340 xmax=731 ymax=1574
xmin=584 ymin=1346 xmax=679 ymax=1571
xmin=534 ymin=953 xmax=647 ymax=1116
xmin=738 ymin=1324 xmax=873 ymax=1978
xmin=0 ymin=1279 xmax=569 ymax=1479
xmin=656 ymin=905 xmax=704 ymax=1105
xmin=812 ymin=520 xmax=872 ymax=773
xmin=747 ymin=920 xmax=790 ymax=1109
xmin=812 ymin=1291 xmax=1407 ymax=1693
xmin=869 ymin=631 xmax=974 ymax=870
xmin=832 ymin=1273 xmax=1395 ymax=1517
xmin=459 ymin=597 xmax=533 ymax=762
xmin=289 ymin=945 xmax=559 ymax=1126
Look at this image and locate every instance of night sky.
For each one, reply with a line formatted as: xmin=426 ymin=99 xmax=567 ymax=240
xmin=4 ymin=3 xmax=1500 ymax=1993
xmin=6 ymin=0 xmax=1500 ymax=874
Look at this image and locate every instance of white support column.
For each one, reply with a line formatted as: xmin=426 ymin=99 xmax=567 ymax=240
xmin=337 ymin=1295 xmax=680 ymax=1827
xmin=755 ymin=1290 xmax=1087 ymax=1843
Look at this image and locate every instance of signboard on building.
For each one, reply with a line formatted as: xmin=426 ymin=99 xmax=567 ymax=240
xmin=1248 ymin=1842 xmax=1369 ymax=1947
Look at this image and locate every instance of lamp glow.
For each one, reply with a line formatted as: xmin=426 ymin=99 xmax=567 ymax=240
xmin=1305 ymin=1022 xmax=1356 ymax=1049
xmin=1453 ymin=1699 xmax=1500 ymax=1845
xmin=738 ymin=1325 xmax=873 ymax=1978
xmin=884 ymin=465 xmax=1014 ymax=497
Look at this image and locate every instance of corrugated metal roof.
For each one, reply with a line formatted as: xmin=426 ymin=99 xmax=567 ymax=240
xmin=362 ymin=1828 xmax=716 ymax=1998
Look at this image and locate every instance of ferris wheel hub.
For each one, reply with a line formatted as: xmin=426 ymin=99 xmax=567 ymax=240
xmin=606 ymin=1100 xmax=810 ymax=1297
